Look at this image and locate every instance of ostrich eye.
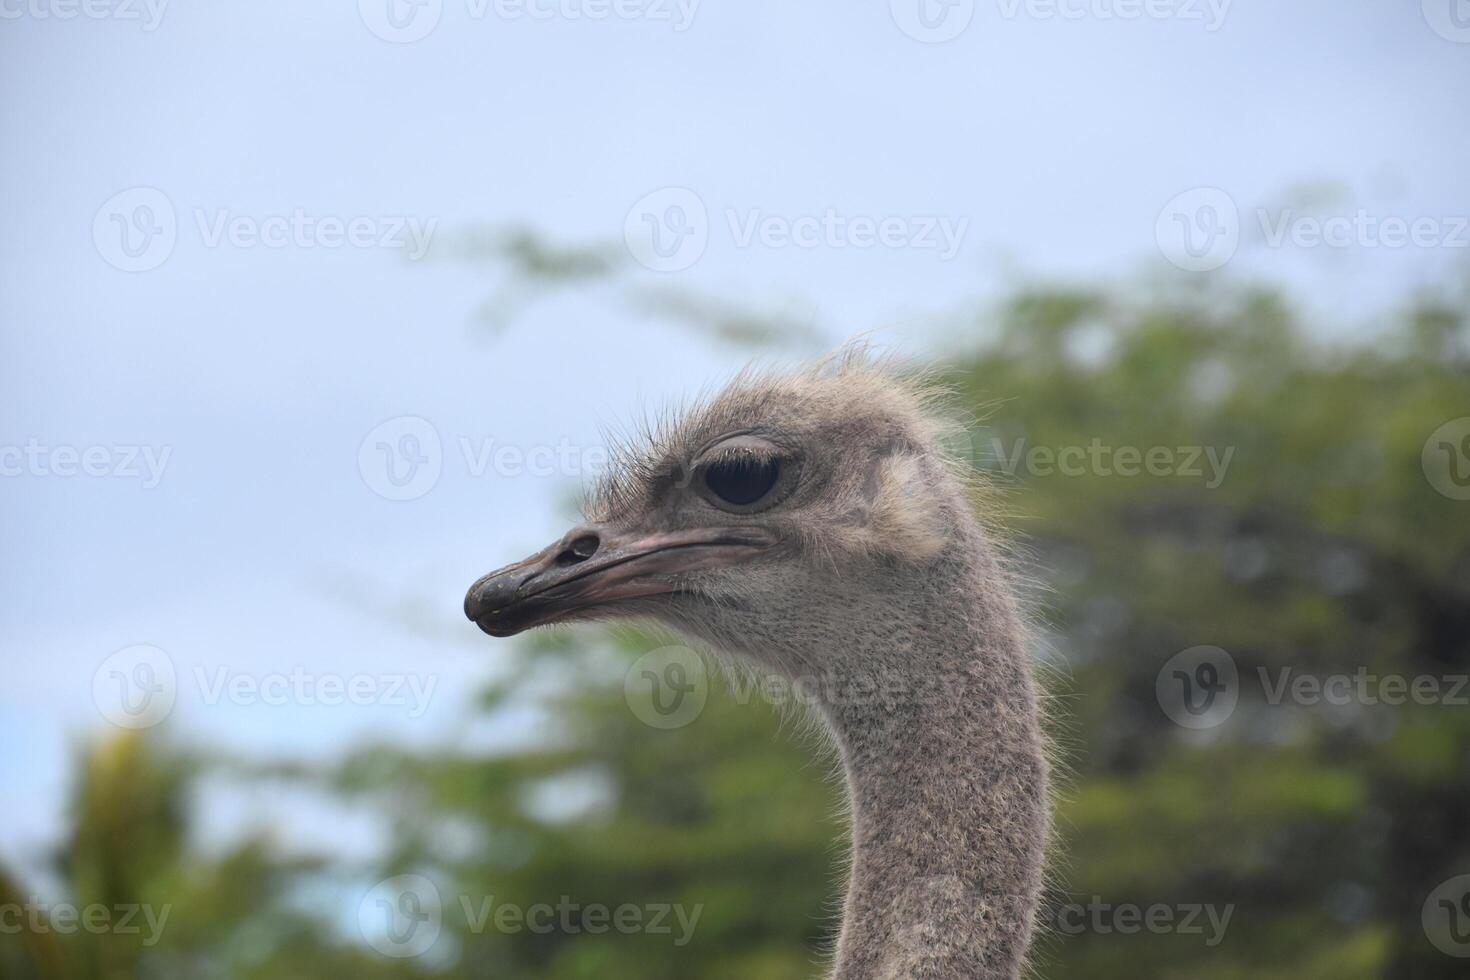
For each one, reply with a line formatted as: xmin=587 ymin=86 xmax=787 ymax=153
xmin=703 ymin=455 xmax=780 ymax=507
xmin=690 ymin=434 xmax=798 ymax=514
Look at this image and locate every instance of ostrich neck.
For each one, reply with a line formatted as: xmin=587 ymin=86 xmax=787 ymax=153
xmin=819 ymin=565 xmax=1048 ymax=980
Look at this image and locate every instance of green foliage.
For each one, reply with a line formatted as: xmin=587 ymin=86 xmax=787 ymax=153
xmin=958 ymin=283 xmax=1469 ymax=978
xmin=5 ymin=281 xmax=1467 ymax=978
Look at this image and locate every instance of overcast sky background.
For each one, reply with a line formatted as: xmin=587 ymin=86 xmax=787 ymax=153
xmin=3 ymin=0 xmax=1468 ymax=886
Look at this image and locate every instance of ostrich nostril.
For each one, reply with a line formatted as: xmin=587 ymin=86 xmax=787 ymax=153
xmin=556 ymin=533 xmax=601 ymax=566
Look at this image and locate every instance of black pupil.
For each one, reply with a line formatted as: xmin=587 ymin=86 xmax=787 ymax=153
xmin=704 ymin=456 xmax=779 ymax=506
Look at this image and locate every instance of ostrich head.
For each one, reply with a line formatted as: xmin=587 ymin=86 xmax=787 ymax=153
xmin=463 ymin=353 xmax=975 ymax=676
xmin=462 ymin=351 xmax=1048 ymax=980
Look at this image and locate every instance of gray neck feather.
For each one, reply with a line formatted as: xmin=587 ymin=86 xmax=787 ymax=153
xmin=815 ymin=544 xmax=1049 ymax=980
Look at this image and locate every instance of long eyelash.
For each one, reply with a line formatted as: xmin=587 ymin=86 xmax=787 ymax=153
xmin=707 ymin=446 xmax=779 ymax=467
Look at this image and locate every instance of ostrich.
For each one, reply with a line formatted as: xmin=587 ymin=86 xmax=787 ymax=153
xmin=463 ymin=352 xmax=1051 ymax=979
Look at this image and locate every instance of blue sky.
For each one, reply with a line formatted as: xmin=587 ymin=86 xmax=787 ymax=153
xmin=3 ymin=0 xmax=1468 ymax=884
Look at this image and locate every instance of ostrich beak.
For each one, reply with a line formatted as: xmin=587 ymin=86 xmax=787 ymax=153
xmin=463 ymin=525 xmax=775 ymax=638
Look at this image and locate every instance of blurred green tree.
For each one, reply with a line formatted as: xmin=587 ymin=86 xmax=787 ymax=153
xmin=5 ymin=277 xmax=1467 ymax=979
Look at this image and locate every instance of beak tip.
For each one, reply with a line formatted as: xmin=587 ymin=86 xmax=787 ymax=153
xmin=465 ymin=575 xmax=535 ymax=637
xmin=464 ymin=569 xmax=527 ymax=623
